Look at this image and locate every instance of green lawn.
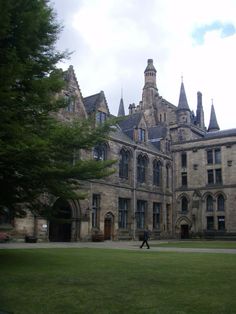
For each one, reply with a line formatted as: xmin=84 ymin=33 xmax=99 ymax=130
xmin=0 ymin=248 xmax=236 ymax=314
xmin=151 ymin=241 xmax=236 ymax=249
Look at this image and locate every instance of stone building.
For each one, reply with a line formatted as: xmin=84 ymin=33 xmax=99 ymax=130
xmin=1 ymin=59 xmax=236 ymax=241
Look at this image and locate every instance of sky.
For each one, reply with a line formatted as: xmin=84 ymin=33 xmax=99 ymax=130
xmin=51 ymin=0 xmax=236 ymax=130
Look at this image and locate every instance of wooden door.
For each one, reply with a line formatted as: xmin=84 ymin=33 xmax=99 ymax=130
xmin=104 ymin=218 xmax=112 ymax=240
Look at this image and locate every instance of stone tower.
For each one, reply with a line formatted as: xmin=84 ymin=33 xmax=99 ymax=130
xmin=196 ymin=91 xmax=205 ymax=129
xmin=141 ymin=59 xmax=159 ymax=126
xmin=142 ymin=59 xmax=159 ymax=108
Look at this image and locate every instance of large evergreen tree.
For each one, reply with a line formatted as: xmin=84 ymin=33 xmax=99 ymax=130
xmin=0 ymin=0 xmax=117 ymax=217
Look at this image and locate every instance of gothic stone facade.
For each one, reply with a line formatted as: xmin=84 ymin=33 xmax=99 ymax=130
xmin=1 ymin=60 xmax=236 ymax=241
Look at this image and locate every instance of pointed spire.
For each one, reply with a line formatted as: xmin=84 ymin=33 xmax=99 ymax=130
xmin=118 ymin=97 xmax=125 ymax=116
xmin=177 ymin=81 xmax=190 ymax=111
xmin=208 ymin=100 xmax=220 ymax=132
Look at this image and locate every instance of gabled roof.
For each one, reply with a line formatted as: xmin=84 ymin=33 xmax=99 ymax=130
xmin=83 ymin=91 xmax=110 ymax=115
xmin=177 ymin=82 xmax=190 ymax=111
xmin=208 ymin=104 xmax=220 ymax=132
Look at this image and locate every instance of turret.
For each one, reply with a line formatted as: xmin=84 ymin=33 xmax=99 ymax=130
xmin=208 ymin=101 xmax=220 ymax=132
xmin=141 ymin=59 xmax=159 ymax=116
xmin=144 ymin=59 xmax=157 ymax=89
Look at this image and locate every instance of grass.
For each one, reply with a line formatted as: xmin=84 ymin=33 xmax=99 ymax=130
xmin=0 ymin=248 xmax=236 ymax=314
xmin=151 ymin=240 xmax=236 ymax=249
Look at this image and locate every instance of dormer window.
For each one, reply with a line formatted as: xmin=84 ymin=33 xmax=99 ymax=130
xmin=96 ymin=111 xmax=107 ymax=124
xmin=138 ymin=128 xmax=145 ymax=142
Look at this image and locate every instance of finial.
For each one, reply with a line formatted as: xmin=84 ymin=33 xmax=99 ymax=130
xmin=181 ymin=74 xmax=183 ymax=83
xmin=211 ymin=98 xmax=213 ymax=105
xmin=121 ymin=87 xmax=123 ymax=99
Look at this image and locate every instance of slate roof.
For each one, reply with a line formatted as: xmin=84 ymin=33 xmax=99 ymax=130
xmin=83 ymin=93 xmax=101 ymax=114
xmin=111 ymin=125 xmax=163 ymax=154
xmin=147 ymin=125 xmax=167 ymax=150
xmin=118 ymin=112 xmax=142 ymax=131
xmin=148 ymin=125 xmax=168 ymax=140
xmin=83 ymin=91 xmax=110 ymax=115
xmin=204 ymin=128 xmax=236 ymax=139
xmin=111 ymin=126 xmax=135 ymax=144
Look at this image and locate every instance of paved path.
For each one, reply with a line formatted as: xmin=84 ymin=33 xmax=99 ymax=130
xmin=1 ymin=240 xmax=236 ymax=254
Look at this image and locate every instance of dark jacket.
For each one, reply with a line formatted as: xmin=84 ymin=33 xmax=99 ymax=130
xmin=143 ymin=230 xmax=149 ymax=240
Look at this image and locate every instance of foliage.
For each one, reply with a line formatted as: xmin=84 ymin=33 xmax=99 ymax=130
xmin=0 ymin=0 xmax=117 ymax=217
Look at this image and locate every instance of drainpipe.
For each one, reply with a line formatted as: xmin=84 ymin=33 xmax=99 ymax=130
xmin=133 ymin=146 xmax=137 ymax=240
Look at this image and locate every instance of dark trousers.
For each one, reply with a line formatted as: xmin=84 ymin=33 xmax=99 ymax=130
xmin=140 ymin=239 xmax=150 ymax=248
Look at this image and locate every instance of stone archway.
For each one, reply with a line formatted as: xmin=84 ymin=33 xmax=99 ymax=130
xmin=49 ymin=199 xmax=72 ymax=242
xmin=175 ymin=216 xmax=192 ymax=239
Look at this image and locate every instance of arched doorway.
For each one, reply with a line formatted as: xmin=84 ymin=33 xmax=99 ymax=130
xmin=104 ymin=212 xmax=114 ymax=240
xmin=49 ymin=199 xmax=72 ymax=242
xmin=181 ymin=224 xmax=189 ymax=239
xmin=176 ymin=216 xmax=192 ymax=240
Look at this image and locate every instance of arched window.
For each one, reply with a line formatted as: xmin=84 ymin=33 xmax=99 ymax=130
xmin=153 ymin=160 xmax=161 ymax=186
xmin=137 ymin=155 xmax=148 ymax=183
xmin=119 ymin=149 xmax=130 ymax=179
xmin=206 ymin=195 xmax=213 ymax=211
xmin=93 ymin=144 xmax=107 ymax=161
xmin=181 ymin=197 xmax=188 ymax=212
xmin=217 ymin=194 xmax=225 ymax=211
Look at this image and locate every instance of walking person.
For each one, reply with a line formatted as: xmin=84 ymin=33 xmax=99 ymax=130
xmin=140 ymin=226 xmax=150 ymax=249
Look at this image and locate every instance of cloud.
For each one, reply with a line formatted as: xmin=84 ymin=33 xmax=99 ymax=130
xmin=52 ymin=0 xmax=236 ymax=130
xmin=192 ymin=21 xmax=236 ymax=45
